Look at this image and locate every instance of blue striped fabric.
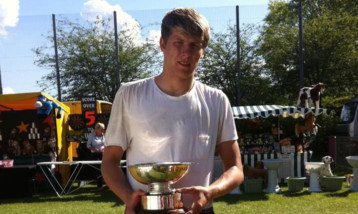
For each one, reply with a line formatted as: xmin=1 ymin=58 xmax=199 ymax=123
xmin=241 ymin=151 xmax=313 ymax=178
xmin=294 ymin=151 xmax=312 ymax=177
xmin=232 ymin=105 xmax=328 ymax=119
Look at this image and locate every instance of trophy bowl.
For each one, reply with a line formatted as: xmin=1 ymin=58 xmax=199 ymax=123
xmin=128 ymin=162 xmax=193 ymax=211
xmin=129 ymin=162 xmax=192 ymax=184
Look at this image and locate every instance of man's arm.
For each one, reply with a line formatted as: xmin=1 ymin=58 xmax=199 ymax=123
xmin=209 ymin=140 xmax=243 ymax=196
xmin=101 ymin=146 xmax=145 ymax=213
xmin=178 ymin=140 xmax=243 ymax=213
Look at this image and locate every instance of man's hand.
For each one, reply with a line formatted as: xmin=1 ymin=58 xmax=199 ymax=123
xmin=176 ymin=141 xmax=243 ymax=214
xmin=125 ymin=189 xmax=146 ymax=214
xmin=102 ymin=146 xmax=146 ymax=213
xmin=177 ymin=186 xmax=212 ymax=214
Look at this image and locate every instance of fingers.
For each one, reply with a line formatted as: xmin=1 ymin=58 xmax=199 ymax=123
xmin=177 ymin=186 xmax=201 ymax=193
xmin=134 ymin=189 xmax=146 ymax=196
xmin=188 ymin=202 xmax=204 ymax=214
xmin=176 ymin=186 xmax=193 ymax=193
xmin=125 ymin=189 xmax=146 ymax=214
xmin=131 ymin=189 xmax=146 ymax=207
xmin=124 ymin=207 xmax=136 ymax=214
xmin=178 ymin=186 xmax=206 ymax=214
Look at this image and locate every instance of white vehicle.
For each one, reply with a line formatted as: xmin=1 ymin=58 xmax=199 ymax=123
xmin=336 ymin=97 xmax=358 ymax=137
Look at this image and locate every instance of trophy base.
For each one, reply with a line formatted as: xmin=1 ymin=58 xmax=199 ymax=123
xmin=140 ymin=209 xmax=185 ymax=214
xmin=141 ymin=192 xmax=183 ymax=211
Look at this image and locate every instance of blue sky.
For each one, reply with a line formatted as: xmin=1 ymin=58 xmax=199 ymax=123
xmin=0 ymin=0 xmax=270 ymax=96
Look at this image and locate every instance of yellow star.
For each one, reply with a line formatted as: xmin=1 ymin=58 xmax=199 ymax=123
xmin=17 ymin=121 xmax=29 ymax=133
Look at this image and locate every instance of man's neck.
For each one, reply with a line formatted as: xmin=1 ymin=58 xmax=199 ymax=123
xmin=154 ymin=73 xmax=194 ymax=97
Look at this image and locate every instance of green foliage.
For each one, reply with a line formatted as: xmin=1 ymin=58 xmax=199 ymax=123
xmin=256 ymin=0 xmax=358 ymax=104
xmin=322 ymin=94 xmax=356 ymax=117
xmin=257 ymin=0 xmax=358 ymax=154
xmin=197 ymin=0 xmax=358 ymax=107
xmin=197 ymin=25 xmax=272 ymax=106
xmin=255 ymin=1 xmax=300 ymax=104
xmin=33 ymin=18 xmax=160 ymax=102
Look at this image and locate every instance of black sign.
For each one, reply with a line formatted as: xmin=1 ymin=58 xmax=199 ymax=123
xmin=81 ymin=95 xmax=97 ymax=140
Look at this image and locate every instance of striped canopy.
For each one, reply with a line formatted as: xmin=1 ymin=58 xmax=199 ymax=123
xmin=232 ymin=105 xmax=328 ymax=119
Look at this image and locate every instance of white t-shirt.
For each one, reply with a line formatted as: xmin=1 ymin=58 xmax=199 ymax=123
xmin=105 ymin=76 xmax=237 ymax=208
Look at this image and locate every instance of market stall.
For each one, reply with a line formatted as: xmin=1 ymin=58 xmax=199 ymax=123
xmin=0 ymin=92 xmax=71 ymax=190
xmin=0 ymin=92 xmax=71 ymax=160
xmin=63 ymin=98 xmax=112 ymax=160
xmin=62 ymin=98 xmax=112 ymax=183
xmin=231 ymin=105 xmax=328 ymax=179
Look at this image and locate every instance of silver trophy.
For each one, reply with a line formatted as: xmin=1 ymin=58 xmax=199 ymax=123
xmin=128 ymin=162 xmax=192 ymax=213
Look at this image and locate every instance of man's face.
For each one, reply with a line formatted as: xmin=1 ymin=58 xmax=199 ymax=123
xmin=160 ymin=29 xmax=205 ymax=80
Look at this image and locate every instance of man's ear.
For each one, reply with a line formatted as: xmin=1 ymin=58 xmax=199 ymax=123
xmin=160 ymin=37 xmax=166 ymax=52
xmin=200 ymin=49 xmax=206 ymax=58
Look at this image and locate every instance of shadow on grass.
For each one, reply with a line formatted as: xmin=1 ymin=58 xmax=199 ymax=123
xmin=281 ymin=188 xmax=354 ymax=198
xmin=282 ymin=190 xmax=311 ymax=197
xmin=215 ymin=193 xmax=269 ymax=204
xmin=0 ymin=185 xmax=124 ymax=207
xmin=324 ymin=189 xmax=352 ymax=197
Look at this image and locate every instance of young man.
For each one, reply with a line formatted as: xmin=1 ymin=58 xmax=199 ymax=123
xmin=102 ymin=8 xmax=243 ymax=214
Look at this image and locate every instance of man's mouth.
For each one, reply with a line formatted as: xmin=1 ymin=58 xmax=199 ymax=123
xmin=178 ymin=61 xmax=190 ymax=67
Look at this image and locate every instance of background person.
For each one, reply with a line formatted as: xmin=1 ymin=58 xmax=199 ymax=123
xmin=102 ymin=8 xmax=243 ymax=214
xmin=87 ymin=122 xmax=105 ymax=160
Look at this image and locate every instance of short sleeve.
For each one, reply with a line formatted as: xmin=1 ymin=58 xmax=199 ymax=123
xmin=104 ymin=87 xmax=129 ymax=150
xmin=216 ymin=92 xmax=238 ymax=144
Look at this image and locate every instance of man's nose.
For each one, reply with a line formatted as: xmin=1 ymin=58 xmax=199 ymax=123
xmin=181 ymin=44 xmax=193 ymax=56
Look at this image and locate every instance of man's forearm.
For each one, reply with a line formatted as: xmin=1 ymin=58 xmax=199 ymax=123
xmin=101 ymin=160 xmax=133 ymax=204
xmin=208 ymin=140 xmax=244 ymax=200
xmin=207 ymin=165 xmax=243 ymax=200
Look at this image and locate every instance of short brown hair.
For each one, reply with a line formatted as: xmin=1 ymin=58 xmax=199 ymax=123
xmin=161 ymin=8 xmax=210 ymax=48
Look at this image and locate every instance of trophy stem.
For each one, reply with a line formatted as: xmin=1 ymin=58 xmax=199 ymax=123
xmin=148 ymin=181 xmax=175 ymax=194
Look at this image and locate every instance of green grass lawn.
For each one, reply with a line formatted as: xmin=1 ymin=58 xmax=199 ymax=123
xmin=0 ymin=182 xmax=357 ymax=214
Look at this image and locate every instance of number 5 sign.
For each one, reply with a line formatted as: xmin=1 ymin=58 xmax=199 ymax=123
xmin=84 ymin=111 xmax=96 ymax=126
xmin=81 ymin=95 xmax=97 ymax=139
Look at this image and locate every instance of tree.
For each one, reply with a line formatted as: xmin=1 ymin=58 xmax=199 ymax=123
xmin=197 ymin=24 xmax=272 ymax=106
xmin=255 ymin=1 xmax=299 ymax=104
xmin=256 ymin=0 xmax=358 ymax=104
xmin=34 ymin=18 xmax=160 ymax=102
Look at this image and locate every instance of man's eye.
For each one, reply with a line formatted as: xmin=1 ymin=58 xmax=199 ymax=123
xmin=191 ymin=44 xmax=201 ymax=49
